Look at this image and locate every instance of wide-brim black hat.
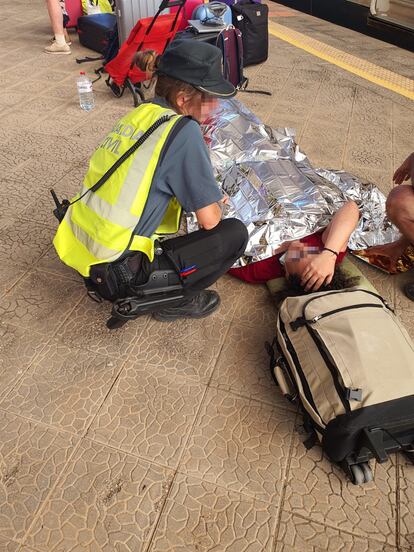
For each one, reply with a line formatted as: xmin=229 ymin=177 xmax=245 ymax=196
xmin=157 ymin=40 xmax=236 ymax=98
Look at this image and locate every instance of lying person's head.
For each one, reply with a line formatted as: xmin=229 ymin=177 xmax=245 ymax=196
xmin=134 ymin=41 xmax=236 ymax=122
xmin=282 ymin=240 xmax=349 ymax=292
xmin=274 ymin=266 xmax=361 ymax=305
xmin=284 ymin=269 xmax=361 ymax=296
xmin=283 ymin=240 xmax=320 ymax=280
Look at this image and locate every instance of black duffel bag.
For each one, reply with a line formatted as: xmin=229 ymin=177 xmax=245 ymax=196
xmin=231 ymin=1 xmax=268 ymax=66
xmin=77 ymin=13 xmax=117 ymax=55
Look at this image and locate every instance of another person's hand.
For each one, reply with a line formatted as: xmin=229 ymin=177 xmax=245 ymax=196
xmin=301 ymin=250 xmax=336 ymax=291
xmin=393 ymin=153 xmax=414 ymax=185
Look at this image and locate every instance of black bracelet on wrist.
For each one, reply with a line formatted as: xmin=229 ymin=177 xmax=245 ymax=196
xmin=322 ymin=247 xmax=339 ymax=257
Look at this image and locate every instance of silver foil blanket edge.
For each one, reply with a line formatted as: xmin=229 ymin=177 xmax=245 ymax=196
xmin=186 ymin=99 xmax=400 ymax=266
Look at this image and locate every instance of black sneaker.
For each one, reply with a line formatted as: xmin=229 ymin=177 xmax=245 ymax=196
xmin=404 ymin=282 xmax=414 ymax=302
xmin=153 ymin=290 xmax=221 ymax=321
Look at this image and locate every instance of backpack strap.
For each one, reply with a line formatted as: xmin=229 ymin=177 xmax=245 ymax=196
xmin=76 ymin=55 xmax=104 ymax=64
xmin=234 ymin=28 xmax=248 ymax=90
xmin=217 ymin=29 xmax=230 ymax=83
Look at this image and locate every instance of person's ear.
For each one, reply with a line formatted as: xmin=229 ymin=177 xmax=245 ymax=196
xmin=175 ymin=93 xmax=185 ymax=109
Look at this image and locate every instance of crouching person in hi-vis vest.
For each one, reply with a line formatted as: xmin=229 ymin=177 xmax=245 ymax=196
xmin=53 ymin=41 xmax=248 ymax=327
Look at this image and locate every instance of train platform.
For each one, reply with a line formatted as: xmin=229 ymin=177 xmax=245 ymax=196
xmin=0 ymin=1 xmax=413 ymax=550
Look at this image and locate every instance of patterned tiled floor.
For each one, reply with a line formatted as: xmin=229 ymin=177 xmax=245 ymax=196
xmin=0 ymin=1 xmax=413 ymax=550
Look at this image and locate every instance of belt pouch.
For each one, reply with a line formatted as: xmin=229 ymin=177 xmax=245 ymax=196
xmin=89 ymin=263 xmax=120 ymax=301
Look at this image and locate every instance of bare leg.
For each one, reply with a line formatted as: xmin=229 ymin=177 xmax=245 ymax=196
xmin=359 ymin=185 xmax=414 ymax=272
xmin=46 ymin=0 xmax=64 ymax=36
xmin=44 ymin=0 xmax=71 ymax=53
xmin=387 ymin=185 xmax=414 ymax=243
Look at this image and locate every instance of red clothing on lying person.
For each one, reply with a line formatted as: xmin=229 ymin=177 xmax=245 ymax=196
xmin=228 ymin=231 xmax=347 ymax=284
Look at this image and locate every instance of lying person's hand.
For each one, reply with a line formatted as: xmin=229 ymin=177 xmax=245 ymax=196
xmin=393 ymin=152 xmax=414 ymax=185
xmin=301 ymin=250 xmax=336 ymax=291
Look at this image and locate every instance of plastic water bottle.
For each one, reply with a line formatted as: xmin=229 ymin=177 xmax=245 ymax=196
xmin=77 ymin=72 xmax=95 ymax=112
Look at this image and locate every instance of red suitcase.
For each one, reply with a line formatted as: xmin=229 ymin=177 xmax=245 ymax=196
xmin=170 ymin=0 xmax=204 ymax=30
xmin=65 ymin=0 xmax=83 ymax=28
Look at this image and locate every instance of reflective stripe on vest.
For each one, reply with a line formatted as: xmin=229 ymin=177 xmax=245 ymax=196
xmin=53 ymin=103 xmax=183 ymax=277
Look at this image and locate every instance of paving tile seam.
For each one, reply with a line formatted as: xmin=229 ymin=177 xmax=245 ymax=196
xmin=395 ymin=454 xmax=404 ymax=551
xmin=274 ymin=509 xmax=400 ymax=550
xmin=0 ymin=406 xmax=83 ymax=441
xmin=268 ymin=21 xmax=414 ymax=101
xmin=83 ymin=352 xmax=208 ymax=471
xmin=284 ymin=503 xmax=399 ymax=547
xmin=207 ymin=378 xmax=297 ymax=413
xmin=0 ymin=267 xmax=31 ymax=300
xmin=34 ymin=264 xmax=82 ymax=283
xmin=171 ymin=392 xmax=298 ymax=507
xmin=0 ymin=334 xmax=54 ymax=404
xmin=173 ymin=467 xmax=284 ymax=507
xmin=204 ymin=320 xmax=234 ymax=387
xmin=81 ymin=318 xmax=152 ymax=433
xmin=257 ymin=57 xmax=299 ymax=123
xmin=168 ymin=383 xmax=211 ymax=470
xmin=81 ymin=434 xmax=185 ymax=477
xmin=297 ymin=66 xmax=329 ymax=144
xmin=144 ymin=469 xmax=182 ymax=552
xmin=19 ymin=441 xmax=85 ymax=550
xmin=84 ymin=380 xmax=211 ymax=473
xmin=0 ymin=93 xmax=76 ymax=124
xmin=340 ymin=82 xmax=358 ymax=170
xmin=271 ymin=410 xmax=301 ymax=552
xmin=84 ymin=393 xmax=296 ymax=481
xmin=328 ymin=65 xmax=414 ymax=113
xmin=0 ymin=347 xmax=129 ymax=437
xmin=268 ymin=34 xmax=414 ymax=113
xmin=0 ymin=276 xmax=85 ymax=339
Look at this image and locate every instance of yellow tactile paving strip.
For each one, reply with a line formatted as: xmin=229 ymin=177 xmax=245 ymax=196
xmin=268 ymin=20 xmax=414 ymax=101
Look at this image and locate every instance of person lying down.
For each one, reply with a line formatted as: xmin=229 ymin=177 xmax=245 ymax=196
xmin=229 ymin=200 xmax=360 ymax=292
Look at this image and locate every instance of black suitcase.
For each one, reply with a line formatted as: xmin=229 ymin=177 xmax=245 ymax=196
xmin=173 ymin=27 xmax=220 ymax=46
xmin=77 ymin=13 xmax=117 ymax=54
xmin=231 ymin=1 xmax=268 ymax=66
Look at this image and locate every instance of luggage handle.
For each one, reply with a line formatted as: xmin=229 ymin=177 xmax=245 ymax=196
xmin=158 ymin=0 xmax=186 ymax=9
xmin=131 ymin=0 xmax=186 ymax=65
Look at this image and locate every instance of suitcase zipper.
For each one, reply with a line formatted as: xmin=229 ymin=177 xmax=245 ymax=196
xmin=291 ymin=288 xmax=391 ymax=330
xmin=305 ymin=325 xmax=351 ymax=414
xmin=279 ymin=317 xmax=325 ymax=431
xmin=301 ymin=291 xmax=389 ymax=415
xmin=307 ymin=303 xmax=383 ymax=324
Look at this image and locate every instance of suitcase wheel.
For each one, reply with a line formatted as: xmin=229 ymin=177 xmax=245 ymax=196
xmin=350 ymin=462 xmax=373 ymax=485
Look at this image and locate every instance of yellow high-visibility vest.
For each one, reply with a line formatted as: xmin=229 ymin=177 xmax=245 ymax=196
xmin=53 ymin=103 xmax=183 ymax=277
xmin=81 ymin=0 xmax=113 ymax=14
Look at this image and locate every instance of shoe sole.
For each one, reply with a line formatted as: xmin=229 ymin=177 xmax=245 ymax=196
xmin=153 ymin=297 xmax=221 ymax=322
xmin=44 ymin=50 xmax=71 ymax=55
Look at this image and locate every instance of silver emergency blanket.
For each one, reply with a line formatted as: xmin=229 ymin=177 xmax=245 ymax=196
xmin=188 ymin=99 xmax=400 ymax=266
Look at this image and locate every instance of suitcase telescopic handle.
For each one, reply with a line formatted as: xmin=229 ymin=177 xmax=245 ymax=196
xmin=158 ymin=0 xmax=186 ymax=9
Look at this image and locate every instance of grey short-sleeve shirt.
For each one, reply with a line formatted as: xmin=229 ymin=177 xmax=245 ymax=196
xmin=133 ymin=98 xmax=222 ymax=237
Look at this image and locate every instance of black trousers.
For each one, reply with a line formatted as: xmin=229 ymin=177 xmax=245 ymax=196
xmin=138 ymin=218 xmax=249 ymax=297
xmin=88 ymin=218 xmax=248 ymax=302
